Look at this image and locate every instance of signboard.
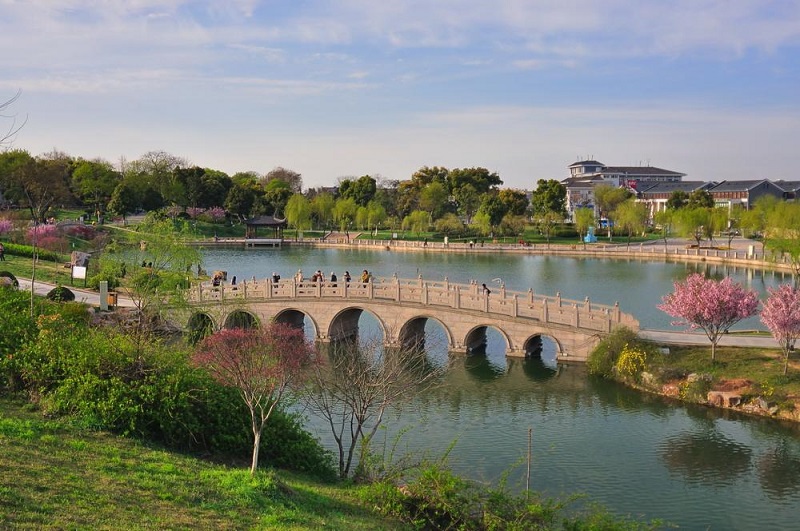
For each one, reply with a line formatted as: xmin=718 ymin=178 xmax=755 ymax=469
xmin=72 ymin=266 xmax=87 ymax=280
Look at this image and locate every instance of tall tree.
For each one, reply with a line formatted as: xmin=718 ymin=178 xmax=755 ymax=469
xmin=447 ymin=167 xmax=502 ymax=195
xmin=687 ymin=189 xmax=715 ymax=209
xmin=71 ymin=159 xmax=120 ymax=218
xmin=454 ymin=183 xmax=480 ymax=224
xmin=310 ymin=192 xmax=335 ymax=230
xmin=594 ymin=184 xmax=632 ymax=238
xmin=332 ymin=197 xmax=358 ymax=236
xmin=764 ymin=201 xmax=800 ymax=284
xmin=193 ymin=325 xmax=316 ymax=475
xmin=761 ymin=284 xmax=800 ymax=375
xmin=263 ymin=167 xmax=302 ymax=193
xmin=665 ymin=190 xmax=689 ymax=210
xmin=498 ymin=188 xmax=530 ymax=217
xmin=574 ymin=206 xmax=595 ymax=248
xmin=530 ymin=179 xmax=566 ymax=217
xmin=419 ymin=181 xmax=449 ymax=221
xmin=615 ymin=199 xmax=649 ymax=249
xmin=674 ymin=207 xmax=711 ymax=248
xmin=285 ymin=193 xmax=312 ymax=235
xmin=3 ymin=156 xmax=72 ymax=224
xmin=338 ymin=175 xmax=376 ymax=206
xmin=659 ymin=273 xmax=759 ymax=361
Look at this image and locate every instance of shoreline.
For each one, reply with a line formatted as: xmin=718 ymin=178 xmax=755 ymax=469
xmin=194 ymin=236 xmax=797 ymax=277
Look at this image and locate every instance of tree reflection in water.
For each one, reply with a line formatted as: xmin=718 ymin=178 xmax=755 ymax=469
xmin=757 ymin=441 xmax=800 ymax=499
xmin=660 ymin=431 xmax=752 ymax=485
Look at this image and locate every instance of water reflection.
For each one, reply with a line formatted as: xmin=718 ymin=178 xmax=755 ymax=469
xmin=757 ymin=442 xmax=800 ymax=499
xmin=660 ymin=431 xmax=753 ymax=485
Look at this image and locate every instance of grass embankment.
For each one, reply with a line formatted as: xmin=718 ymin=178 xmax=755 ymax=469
xmin=0 ymin=399 xmax=404 ymax=530
xmin=0 ymin=254 xmax=74 ymax=286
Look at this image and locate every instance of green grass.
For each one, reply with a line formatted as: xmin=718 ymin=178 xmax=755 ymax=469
xmin=0 ymin=398 xmax=406 ymax=530
xmin=649 ymin=345 xmax=800 ymax=397
xmin=0 ymin=254 xmax=75 ymax=286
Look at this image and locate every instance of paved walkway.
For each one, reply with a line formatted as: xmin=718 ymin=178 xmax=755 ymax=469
xmin=639 ymin=329 xmax=779 ymax=348
xmin=16 ymin=278 xmax=136 ymax=308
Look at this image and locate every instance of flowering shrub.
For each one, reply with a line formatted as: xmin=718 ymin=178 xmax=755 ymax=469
xmin=25 ymin=224 xmax=59 ymax=244
xmin=614 ymin=343 xmax=647 ymax=381
xmin=186 ymin=207 xmax=204 ymax=219
xmin=36 ymin=236 xmax=67 ymax=252
xmin=0 ymin=218 xmax=13 ymax=236
xmin=199 ymin=206 xmax=227 ymax=223
xmin=65 ymin=224 xmax=97 ymax=240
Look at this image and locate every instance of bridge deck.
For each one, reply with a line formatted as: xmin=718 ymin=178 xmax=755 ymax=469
xmin=188 ymin=276 xmax=639 ymax=335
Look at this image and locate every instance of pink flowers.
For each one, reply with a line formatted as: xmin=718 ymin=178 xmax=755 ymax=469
xmin=761 ymin=284 xmax=800 ymax=375
xmin=659 ymin=273 xmax=760 ymax=361
xmin=0 ymin=219 xmax=13 ymax=236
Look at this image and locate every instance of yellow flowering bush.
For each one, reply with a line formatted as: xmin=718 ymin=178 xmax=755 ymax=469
xmin=614 ymin=343 xmax=647 ymax=381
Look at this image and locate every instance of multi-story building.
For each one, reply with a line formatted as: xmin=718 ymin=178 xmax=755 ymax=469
xmin=562 ymin=159 xmax=685 ymax=218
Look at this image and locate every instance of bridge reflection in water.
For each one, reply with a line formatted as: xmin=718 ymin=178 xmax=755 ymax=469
xmin=184 ymin=275 xmax=638 ymax=362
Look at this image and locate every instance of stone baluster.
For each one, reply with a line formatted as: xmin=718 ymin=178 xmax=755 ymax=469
xmin=453 ymin=285 xmax=460 ymax=309
xmin=512 ymin=294 xmax=518 ymax=317
xmin=542 ymin=298 xmax=549 ymax=322
xmin=614 ymin=301 xmax=620 ymax=322
xmin=555 ymin=292 xmax=561 ymax=307
xmin=574 ymin=303 xmax=579 ymax=328
xmin=422 ymin=282 xmax=428 ymax=305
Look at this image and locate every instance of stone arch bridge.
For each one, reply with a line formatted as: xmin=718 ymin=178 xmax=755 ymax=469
xmin=181 ymin=276 xmax=639 ymax=362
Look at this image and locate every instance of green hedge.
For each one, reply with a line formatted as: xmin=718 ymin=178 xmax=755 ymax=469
xmin=2 ymin=242 xmax=66 ymax=262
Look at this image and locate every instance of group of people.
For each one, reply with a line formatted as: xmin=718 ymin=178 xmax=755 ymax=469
xmin=280 ymin=269 xmax=374 ymax=285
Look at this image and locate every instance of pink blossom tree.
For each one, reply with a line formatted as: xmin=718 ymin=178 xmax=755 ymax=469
xmin=192 ymin=323 xmax=317 ymax=475
xmin=659 ymin=273 xmax=760 ymax=362
xmin=760 ymin=284 xmax=800 ymax=375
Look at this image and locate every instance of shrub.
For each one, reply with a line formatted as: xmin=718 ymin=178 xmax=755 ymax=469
xmin=65 ymin=225 xmax=97 ymax=240
xmin=587 ymin=326 xmax=641 ymax=378
xmin=614 ymin=344 xmax=648 ymax=382
xmin=46 ymin=286 xmax=75 ymax=302
xmin=0 ymin=271 xmax=19 ymax=287
xmin=0 ymin=219 xmax=13 ymax=236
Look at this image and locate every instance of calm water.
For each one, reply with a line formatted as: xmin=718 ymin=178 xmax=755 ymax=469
xmin=201 ymin=246 xmax=800 ymax=529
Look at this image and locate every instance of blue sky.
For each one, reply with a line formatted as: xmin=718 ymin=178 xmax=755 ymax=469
xmin=2 ymin=0 xmax=799 ymax=189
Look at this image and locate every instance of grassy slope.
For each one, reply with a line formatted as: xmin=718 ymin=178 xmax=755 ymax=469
xmin=0 ymin=399 xmax=406 ymax=530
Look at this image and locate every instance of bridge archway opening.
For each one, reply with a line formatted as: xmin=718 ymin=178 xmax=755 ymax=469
xmin=224 ymin=310 xmax=258 ymax=330
xmin=397 ymin=316 xmax=451 ymax=368
xmin=328 ymin=307 xmax=386 ymax=349
xmin=523 ymin=335 xmax=560 ymax=369
xmin=273 ymin=309 xmax=318 ymax=341
xmin=464 ymin=325 xmax=509 ymax=376
xmin=187 ymin=312 xmax=215 ymax=345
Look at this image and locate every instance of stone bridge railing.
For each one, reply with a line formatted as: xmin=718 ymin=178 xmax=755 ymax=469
xmin=188 ymin=276 xmax=638 ymax=334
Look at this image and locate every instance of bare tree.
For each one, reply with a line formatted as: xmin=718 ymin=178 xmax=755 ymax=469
xmin=304 ymin=336 xmax=445 ymax=479
xmin=1 ymin=90 xmax=27 ymax=148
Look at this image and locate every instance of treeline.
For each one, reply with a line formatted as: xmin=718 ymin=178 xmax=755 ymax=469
xmin=0 ymin=150 xmax=571 ymax=239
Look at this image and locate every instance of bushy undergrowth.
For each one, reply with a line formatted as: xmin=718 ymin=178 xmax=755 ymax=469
xmin=587 ymin=327 xmax=659 ymax=381
xmin=361 ymin=461 xmax=660 ymax=530
xmin=0 ymin=288 xmax=335 ymax=478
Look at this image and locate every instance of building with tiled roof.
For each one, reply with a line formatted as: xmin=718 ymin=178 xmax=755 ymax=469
xmin=637 ymin=181 xmax=717 ymax=218
xmin=563 ymin=159 xmax=686 ymax=218
xmin=707 ymin=180 xmax=785 ymax=210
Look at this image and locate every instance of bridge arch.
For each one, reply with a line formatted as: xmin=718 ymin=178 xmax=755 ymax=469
xmin=523 ymin=333 xmax=563 ymax=359
xmin=397 ymin=315 xmax=454 ymax=352
xmin=274 ymin=308 xmax=319 ymax=338
xmin=187 ymin=312 xmax=216 ymax=345
xmin=463 ymin=324 xmax=513 ymax=354
xmin=223 ymin=310 xmax=259 ymax=330
xmin=327 ymin=306 xmax=388 ymax=344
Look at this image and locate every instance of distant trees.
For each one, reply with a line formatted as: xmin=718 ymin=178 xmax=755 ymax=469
xmin=530 ymin=179 xmax=566 ymax=218
xmin=659 ymin=273 xmax=760 ymax=361
xmin=193 ymin=324 xmax=317 ymax=475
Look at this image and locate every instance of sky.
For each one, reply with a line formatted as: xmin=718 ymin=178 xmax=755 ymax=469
xmin=1 ymin=0 xmax=799 ymax=190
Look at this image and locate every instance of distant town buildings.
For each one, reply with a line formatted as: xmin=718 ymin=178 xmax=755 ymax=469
xmin=559 ymin=158 xmax=793 ymax=221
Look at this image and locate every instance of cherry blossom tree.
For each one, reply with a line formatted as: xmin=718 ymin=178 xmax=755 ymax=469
xmin=193 ymin=323 xmax=317 ymax=475
xmin=760 ymin=284 xmax=800 ymax=375
xmin=659 ymin=273 xmax=760 ymax=362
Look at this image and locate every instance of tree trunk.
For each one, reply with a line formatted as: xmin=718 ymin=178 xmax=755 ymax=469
xmin=251 ymin=427 xmax=262 ymax=476
xmin=711 ymin=339 xmax=717 ymax=362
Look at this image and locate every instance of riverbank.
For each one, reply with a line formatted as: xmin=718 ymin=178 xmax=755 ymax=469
xmin=604 ymin=331 xmax=800 ymax=424
xmin=196 ymin=235 xmax=797 ymax=277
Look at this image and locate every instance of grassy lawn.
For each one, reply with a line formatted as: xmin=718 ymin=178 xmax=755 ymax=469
xmin=0 ymin=254 xmax=75 ymax=286
xmin=649 ymin=345 xmax=800 ymax=399
xmin=0 ymin=398 xmax=406 ymax=530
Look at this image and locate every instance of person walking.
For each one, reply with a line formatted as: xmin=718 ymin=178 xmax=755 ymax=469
xmin=0 ymin=242 xmax=5 ymax=261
